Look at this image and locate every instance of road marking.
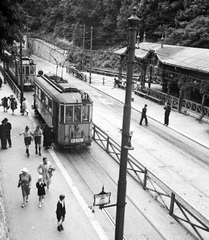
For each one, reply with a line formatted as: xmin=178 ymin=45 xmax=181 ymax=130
xmin=49 ymin=149 xmax=109 ymax=240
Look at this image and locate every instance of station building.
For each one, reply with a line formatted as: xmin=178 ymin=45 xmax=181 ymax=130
xmin=115 ymin=41 xmax=209 ymax=122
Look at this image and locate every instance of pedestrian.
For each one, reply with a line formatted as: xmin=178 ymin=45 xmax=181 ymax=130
xmin=17 ymin=167 xmax=32 ymax=208
xmin=4 ymin=118 xmax=12 ymax=147
xmin=56 ymin=195 xmax=66 ymax=231
xmin=37 ymin=157 xmax=55 ymax=189
xmin=21 ymin=97 xmax=29 ymax=115
xmin=10 ymin=95 xmax=17 ymax=115
xmin=34 ymin=125 xmax=42 ymax=156
xmin=0 ymin=76 xmax=2 ymax=88
xmin=0 ymin=119 xmax=8 ymax=149
xmin=19 ymin=126 xmax=34 ymax=158
xmin=164 ymin=104 xmax=171 ymax=126
xmin=139 ymin=104 xmax=148 ymax=126
xmin=1 ymin=96 xmax=9 ymax=112
xmin=43 ymin=124 xmax=53 ymax=149
xmin=36 ymin=175 xmax=46 ymax=208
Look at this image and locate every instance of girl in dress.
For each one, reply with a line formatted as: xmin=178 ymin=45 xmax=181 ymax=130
xmin=36 ymin=175 xmax=46 ymax=208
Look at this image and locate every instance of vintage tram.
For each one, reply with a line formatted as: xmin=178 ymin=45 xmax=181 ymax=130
xmin=4 ymin=50 xmax=36 ymax=89
xmin=34 ymin=72 xmax=93 ymax=148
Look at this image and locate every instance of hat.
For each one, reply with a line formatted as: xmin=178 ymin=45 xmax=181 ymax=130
xmin=4 ymin=118 xmax=8 ymax=122
xmin=21 ymin=167 xmax=28 ymax=173
xmin=38 ymin=175 xmax=43 ymax=180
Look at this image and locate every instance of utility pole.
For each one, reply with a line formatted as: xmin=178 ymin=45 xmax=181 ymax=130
xmin=20 ymin=37 xmax=24 ymax=109
xmin=89 ymin=26 xmax=93 ymax=84
xmin=115 ymin=7 xmax=140 ymax=240
xmin=82 ymin=24 xmax=85 ymax=71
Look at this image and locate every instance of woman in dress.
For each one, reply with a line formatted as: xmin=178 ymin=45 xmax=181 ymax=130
xmin=18 ymin=167 xmax=32 ymax=208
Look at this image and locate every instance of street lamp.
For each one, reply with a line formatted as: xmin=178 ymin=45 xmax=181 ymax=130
xmin=19 ymin=36 xmax=24 ymax=110
xmin=115 ymin=7 xmax=140 ymax=240
xmin=82 ymin=24 xmax=85 ymax=71
xmin=89 ymin=26 xmax=93 ymax=84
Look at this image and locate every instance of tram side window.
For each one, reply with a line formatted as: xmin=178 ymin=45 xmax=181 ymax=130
xmin=41 ymin=91 xmax=45 ymax=104
xmin=30 ymin=65 xmax=35 ymax=75
xmin=26 ymin=66 xmax=29 ymax=75
xmin=60 ymin=105 xmax=64 ymax=123
xmin=66 ymin=106 xmax=73 ymax=123
xmin=37 ymin=88 xmax=41 ymax=99
xmin=22 ymin=66 xmax=25 ymax=75
xmin=82 ymin=105 xmax=89 ymax=122
xmin=48 ymin=98 xmax=52 ymax=114
xmin=74 ymin=106 xmax=81 ymax=122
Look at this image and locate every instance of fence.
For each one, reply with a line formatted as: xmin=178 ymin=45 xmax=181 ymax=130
xmin=92 ymin=123 xmax=209 ymax=240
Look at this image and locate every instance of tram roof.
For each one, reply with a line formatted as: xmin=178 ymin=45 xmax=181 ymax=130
xmin=114 ymin=42 xmax=209 ymax=74
xmin=35 ymin=76 xmax=91 ymax=104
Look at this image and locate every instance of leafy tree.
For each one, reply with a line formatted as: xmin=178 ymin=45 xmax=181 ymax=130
xmin=0 ymin=0 xmax=25 ymax=54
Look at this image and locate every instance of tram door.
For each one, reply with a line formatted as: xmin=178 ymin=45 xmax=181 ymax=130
xmin=52 ymin=101 xmax=59 ymax=141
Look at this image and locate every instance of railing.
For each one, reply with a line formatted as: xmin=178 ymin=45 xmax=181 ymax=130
xmin=92 ymin=123 xmax=209 ymax=240
xmin=0 ymin=65 xmax=21 ymax=101
xmin=136 ymin=87 xmax=209 ymax=122
xmin=66 ymin=66 xmax=85 ymax=81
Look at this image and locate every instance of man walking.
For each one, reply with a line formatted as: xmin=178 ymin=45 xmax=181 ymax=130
xmin=164 ymin=104 xmax=171 ymax=126
xmin=139 ymin=104 xmax=148 ymax=126
xmin=37 ymin=157 xmax=55 ymax=189
xmin=4 ymin=118 xmax=12 ymax=147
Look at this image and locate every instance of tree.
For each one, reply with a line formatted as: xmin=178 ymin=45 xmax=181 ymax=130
xmin=0 ymin=0 xmax=25 ymax=54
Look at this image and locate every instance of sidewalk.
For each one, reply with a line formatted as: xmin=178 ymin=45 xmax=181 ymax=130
xmin=0 ymin=78 xmax=109 ymax=240
xmin=86 ymin=74 xmax=209 ymax=149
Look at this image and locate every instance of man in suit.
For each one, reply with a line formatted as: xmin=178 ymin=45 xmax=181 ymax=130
xmin=4 ymin=118 xmax=12 ymax=147
xmin=139 ymin=104 xmax=148 ymax=126
xmin=56 ymin=195 xmax=66 ymax=231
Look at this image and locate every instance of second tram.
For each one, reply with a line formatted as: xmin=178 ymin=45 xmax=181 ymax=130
xmin=4 ymin=50 xmax=36 ymax=89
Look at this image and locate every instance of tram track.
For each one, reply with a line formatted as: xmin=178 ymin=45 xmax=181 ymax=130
xmin=59 ymin=147 xmax=171 ymax=240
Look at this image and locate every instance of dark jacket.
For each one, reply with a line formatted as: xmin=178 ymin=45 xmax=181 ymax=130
xmin=36 ymin=181 xmax=46 ymax=196
xmin=56 ymin=201 xmax=66 ymax=219
xmin=141 ymin=107 xmax=147 ymax=117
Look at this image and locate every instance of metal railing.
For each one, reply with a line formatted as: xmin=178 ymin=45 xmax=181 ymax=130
xmin=92 ymin=123 xmax=209 ymax=240
xmin=138 ymin=87 xmax=209 ymax=122
xmin=0 ymin=65 xmax=21 ymax=101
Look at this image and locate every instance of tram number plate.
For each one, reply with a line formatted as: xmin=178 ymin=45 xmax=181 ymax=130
xmin=71 ymin=138 xmax=84 ymax=143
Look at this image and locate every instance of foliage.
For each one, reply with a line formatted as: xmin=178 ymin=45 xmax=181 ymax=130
xmin=20 ymin=0 xmax=209 ymax=48
xmin=0 ymin=0 xmax=26 ymax=54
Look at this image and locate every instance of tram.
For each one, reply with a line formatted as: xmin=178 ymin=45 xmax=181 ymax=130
xmin=34 ymin=72 xmax=93 ymax=148
xmin=4 ymin=50 xmax=36 ymax=89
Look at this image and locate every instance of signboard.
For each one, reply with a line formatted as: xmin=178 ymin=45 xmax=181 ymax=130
xmin=93 ymin=188 xmax=111 ymax=206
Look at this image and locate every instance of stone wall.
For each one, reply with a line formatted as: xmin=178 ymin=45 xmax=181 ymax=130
xmin=28 ymin=38 xmax=69 ymax=66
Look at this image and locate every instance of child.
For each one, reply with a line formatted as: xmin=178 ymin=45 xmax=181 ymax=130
xmin=56 ymin=195 xmax=66 ymax=231
xmin=36 ymin=175 xmax=46 ymax=208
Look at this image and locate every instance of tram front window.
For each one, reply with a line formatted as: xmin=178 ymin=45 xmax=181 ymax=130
xmin=74 ymin=106 xmax=81 ymax=122
xmin=82 ymin=105 xmax=89 ymax=121
xmin=66 ymin=106 xmax=73 ymax=123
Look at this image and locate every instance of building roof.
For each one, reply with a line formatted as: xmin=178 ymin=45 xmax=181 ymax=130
xmin=114 ymin=42 xmax=209 ymax=74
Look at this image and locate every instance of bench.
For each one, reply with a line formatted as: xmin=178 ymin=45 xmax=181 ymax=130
xmin=118 ymin=83 xmax=126 ymax=89
xmin=146 ymin=95 xmax=164 ymax=105
xmin=134 ymin=90 xmax=148 ymax=98
xmin=134 ymin=90 xmax=164 ymax=105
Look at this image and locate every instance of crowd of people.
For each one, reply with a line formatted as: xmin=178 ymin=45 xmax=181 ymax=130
xmin=17 ymin=159 xmax=65 ymax=231
xmin=0 ymin=92 xmax=64 ymax=231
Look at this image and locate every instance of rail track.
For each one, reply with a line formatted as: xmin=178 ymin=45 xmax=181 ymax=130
xmin=59 ymin=146 xmax=171 ymax=240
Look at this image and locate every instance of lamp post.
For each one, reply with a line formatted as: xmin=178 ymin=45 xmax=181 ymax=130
xmin=19 ymin=37 xmax=24 ymax=109
xmin=115 ymin=7 xmax=140 ymax=240
xmin=82 ymin=24 xmax=85 ymax=71
xmin=89 ymin=26 xmax=93 ymax=84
